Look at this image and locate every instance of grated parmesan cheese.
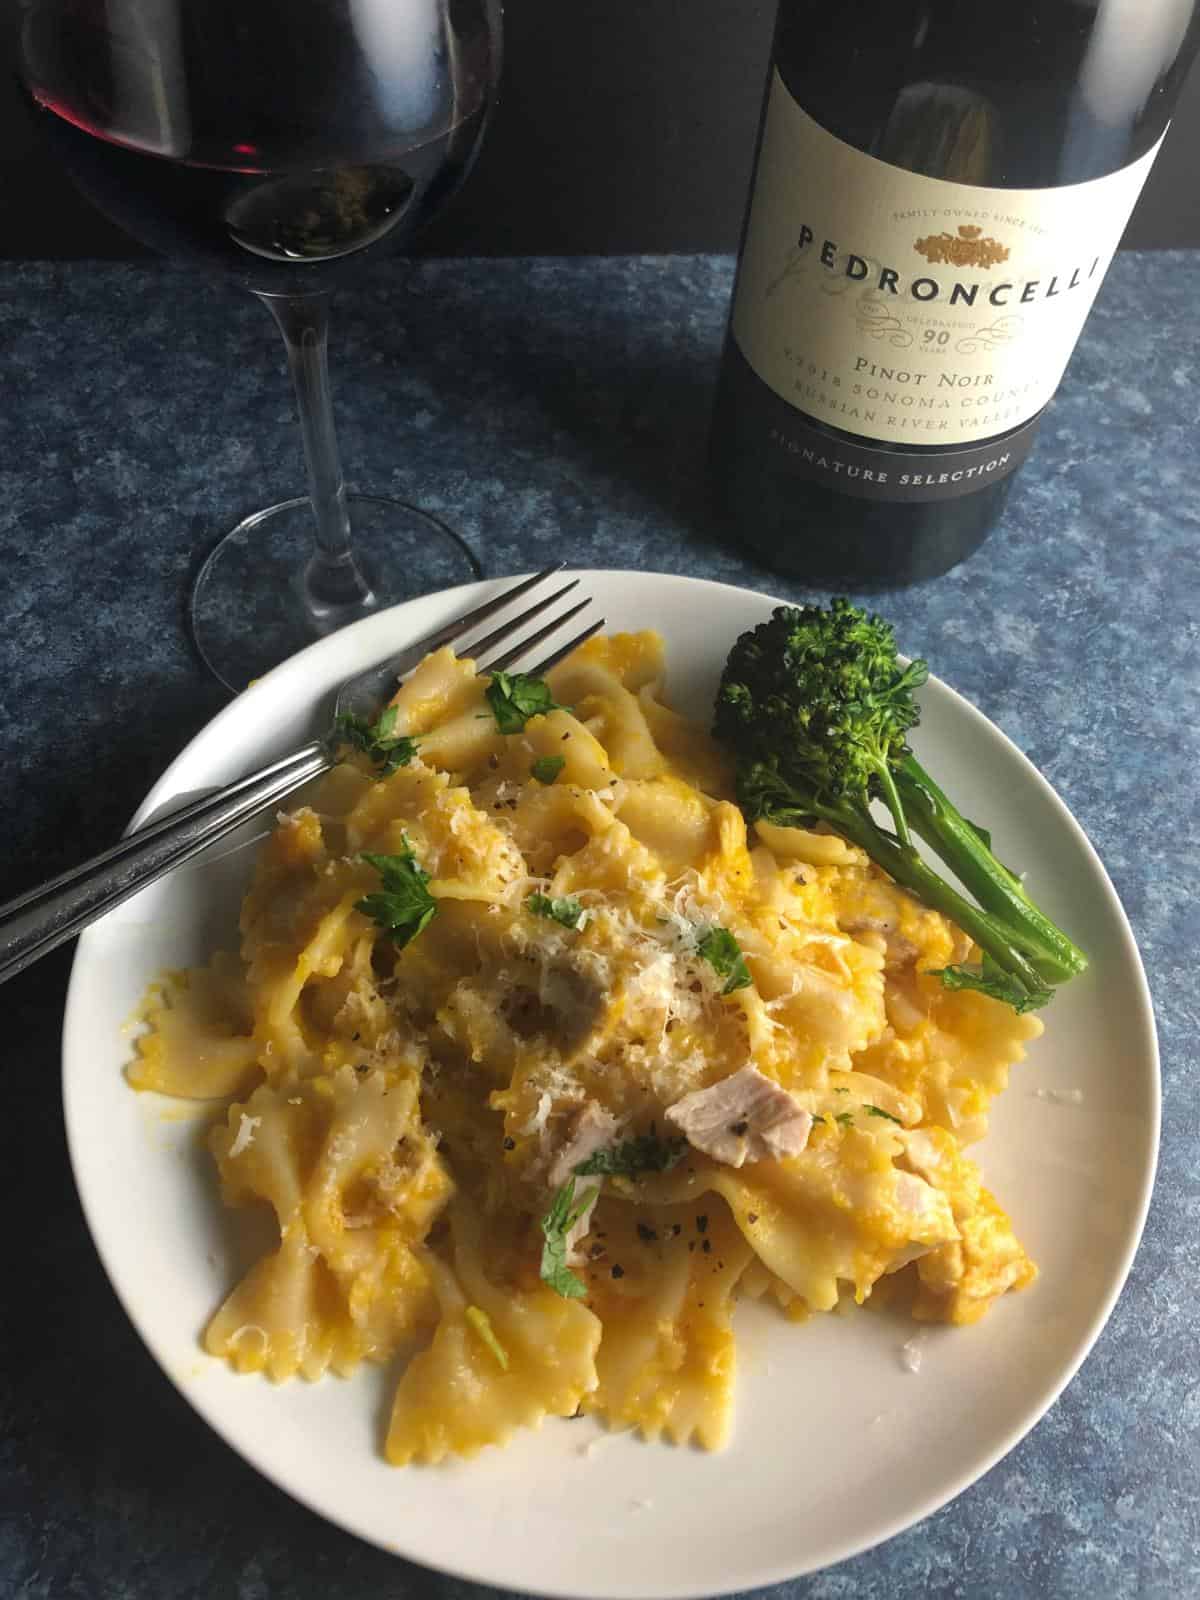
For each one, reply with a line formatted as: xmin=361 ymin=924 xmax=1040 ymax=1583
xmin=628 ymin=949 xmax=678 ymax=1011
xmin=520 ymin=1091 xmax=555 ymax=1138
xmin=228 ymin=1114 xmax=261 ymax=1158
xmin=1033 ymin=1086 xmax=1084 ymax=1106
xmin=900 ymin=1333 xmax=926 ymax=1374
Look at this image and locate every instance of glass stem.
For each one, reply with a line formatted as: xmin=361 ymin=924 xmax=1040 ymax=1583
xmin=257 ymin=290 xmax=377 ymax=627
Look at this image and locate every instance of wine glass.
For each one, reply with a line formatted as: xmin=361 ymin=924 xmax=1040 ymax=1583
xmin=18 ymin=0 xmax=502 ymax=692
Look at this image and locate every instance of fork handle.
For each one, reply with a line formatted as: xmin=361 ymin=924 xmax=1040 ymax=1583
xmin=0 ymin=740 xmax=331 ymax=986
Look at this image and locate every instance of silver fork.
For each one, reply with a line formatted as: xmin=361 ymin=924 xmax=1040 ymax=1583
xmin=0 ymin=567 xmax=603 ymax=986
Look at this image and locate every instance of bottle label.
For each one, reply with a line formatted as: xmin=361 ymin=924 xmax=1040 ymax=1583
xmin=732 ymin=71 xmax=1163 ymax=464
xmin=722 ymin=356 xmax=1044 ymax=501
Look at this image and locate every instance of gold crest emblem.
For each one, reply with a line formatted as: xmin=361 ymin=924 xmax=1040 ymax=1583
xmin=913 ymin=224 xmax=1009 ymax=268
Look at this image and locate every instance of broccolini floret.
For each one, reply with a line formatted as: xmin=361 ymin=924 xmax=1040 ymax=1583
xmin=714 ymin=599 xmax=1087 ymax=1013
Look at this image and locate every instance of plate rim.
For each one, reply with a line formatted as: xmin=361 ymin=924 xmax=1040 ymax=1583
xmin=60 ymin=568 xmax=1161 ymax=1598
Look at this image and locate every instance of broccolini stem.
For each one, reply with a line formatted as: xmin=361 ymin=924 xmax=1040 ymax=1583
xmin=804 ymin=798 xmax=1054 ymax=1005
xmin=895 ymin=754 xmax=1088 ymax=984
xmin=873 ymin=757 xmax=913 ymax=850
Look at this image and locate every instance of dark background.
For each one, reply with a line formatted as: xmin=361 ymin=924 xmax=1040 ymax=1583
xmin=3 ymin=0 xmax=1200 ymax=259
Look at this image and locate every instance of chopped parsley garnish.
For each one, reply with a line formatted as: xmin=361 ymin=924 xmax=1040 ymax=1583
xmin=934 ymin=954 xmax=1045 ymax=1014
xmin=866 ymin=1104 xmax=902 ymax=1125
xmin=333 ymin=705 xmax=418 ymax=776
xmin=540 ymin=1177 xmax=599 ymax=1299
xmin=485 ymin=670 xmax=564 ymax=735
xmin=833 ymin=1086 xmax=849 ymax=1094
xmin=696 ymin=927 xmax=752 ymax=994
xmin=464 ymin=1305 xmax=509 ymax=1370
xmin=835 ymin=1110 xmax=855 ymax=1128
xmin=530 ymin=754 xmax=566 ymax=785
xmin=527 ymin=892 xmax=585 ymax=930
xmin=355 ymin=844 xmax=437 ymax=949
xmin=574 ymin=1134 xmax=687 ymax=1178
xmin=810 ymin=1114 xmax=826 ymax=1126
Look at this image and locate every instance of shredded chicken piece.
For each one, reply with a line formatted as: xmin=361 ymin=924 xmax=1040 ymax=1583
xmin=547 ymin=1101 xmax=621 ymax=1188
xmin=843 ymin=914 xmax=919 ymax=967
xmin=530 ymin=1102 xmax=617 ymax=1263
xmin=665 ymin=1066 xmax=812 ymax=1168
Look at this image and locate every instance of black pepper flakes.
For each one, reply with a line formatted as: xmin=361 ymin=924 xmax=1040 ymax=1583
xmin=670 ymin=1223 xmax=683 ymax=1237
xmin=488 ymin=753 xmax=500 ymax=770
xmin=502 ymin=1137 xmax=515 ymax=1151
xmin=688 ymin=1241 xmax=696 ymax=1253
xmin=636 ymin=1223 xmax=657 ymax=1243
xmin=747 ymin=1212 xmax=759 ymax=1224
xmin=730 ymin=1119 xmax=749 ymax=1136
xmin=611 ymin=1264 xmax=625 ymax=1280
xmin=696 ymin=1214 xmax=709 ymax=1234
xmin=702 ymin=1238 xmax=712 ymax=1254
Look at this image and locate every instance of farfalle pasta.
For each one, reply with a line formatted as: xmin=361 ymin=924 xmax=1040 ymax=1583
xmin=130 ymin=631 xmax=1041 ymax=1462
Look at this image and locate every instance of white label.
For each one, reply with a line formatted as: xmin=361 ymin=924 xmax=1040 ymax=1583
xmin=732 ymin=72 xmax=1163 ymax=447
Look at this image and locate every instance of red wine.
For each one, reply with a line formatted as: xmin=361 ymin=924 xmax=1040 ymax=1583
xmin=20 ymin=0 xmax=497 ymax=292
xmin=709 ymin=1 xmax=1200 ymax=585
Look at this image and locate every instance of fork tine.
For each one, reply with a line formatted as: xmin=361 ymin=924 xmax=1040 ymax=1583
xmin=400 ymin=564 xmax=566 ymax=660
xmin=475 ymin=598 xmax=594 ymax=678
xmin=528 ymin=617 xmax=606 ymax=677
xmin=458 ymin=578 xmax=580 ymax=663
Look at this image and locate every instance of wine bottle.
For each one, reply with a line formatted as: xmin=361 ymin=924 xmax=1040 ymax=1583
xmin=709 ymin=0 xmax=1200 ymax=585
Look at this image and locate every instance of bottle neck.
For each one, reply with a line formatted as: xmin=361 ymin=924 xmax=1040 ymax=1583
xmin=770 ymin=0 xmax=1200 ymax=188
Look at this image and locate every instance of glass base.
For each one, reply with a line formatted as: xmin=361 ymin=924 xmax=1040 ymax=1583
xmin=188 ymin=493 xmax=482 ymax=693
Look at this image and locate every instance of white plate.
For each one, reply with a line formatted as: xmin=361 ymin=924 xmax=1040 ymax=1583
xmin=63 ymin=571 xmax=1158 ymax=1598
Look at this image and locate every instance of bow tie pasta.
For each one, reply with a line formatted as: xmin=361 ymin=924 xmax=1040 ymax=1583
xmin=130 ymin=629 xmax=1042 ymax=1463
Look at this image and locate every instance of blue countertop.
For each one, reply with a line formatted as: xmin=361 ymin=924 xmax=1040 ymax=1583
xmin=1 ymin=254 xmax=1197 ymax=1599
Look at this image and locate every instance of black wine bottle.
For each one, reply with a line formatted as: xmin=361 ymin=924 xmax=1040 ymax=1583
xmin=709 ymin=0 xmax=1200 ymax=585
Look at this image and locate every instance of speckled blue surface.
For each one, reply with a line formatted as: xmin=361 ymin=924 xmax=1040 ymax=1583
xmin=1 ymin=254 xmax=1198 ymax=1600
